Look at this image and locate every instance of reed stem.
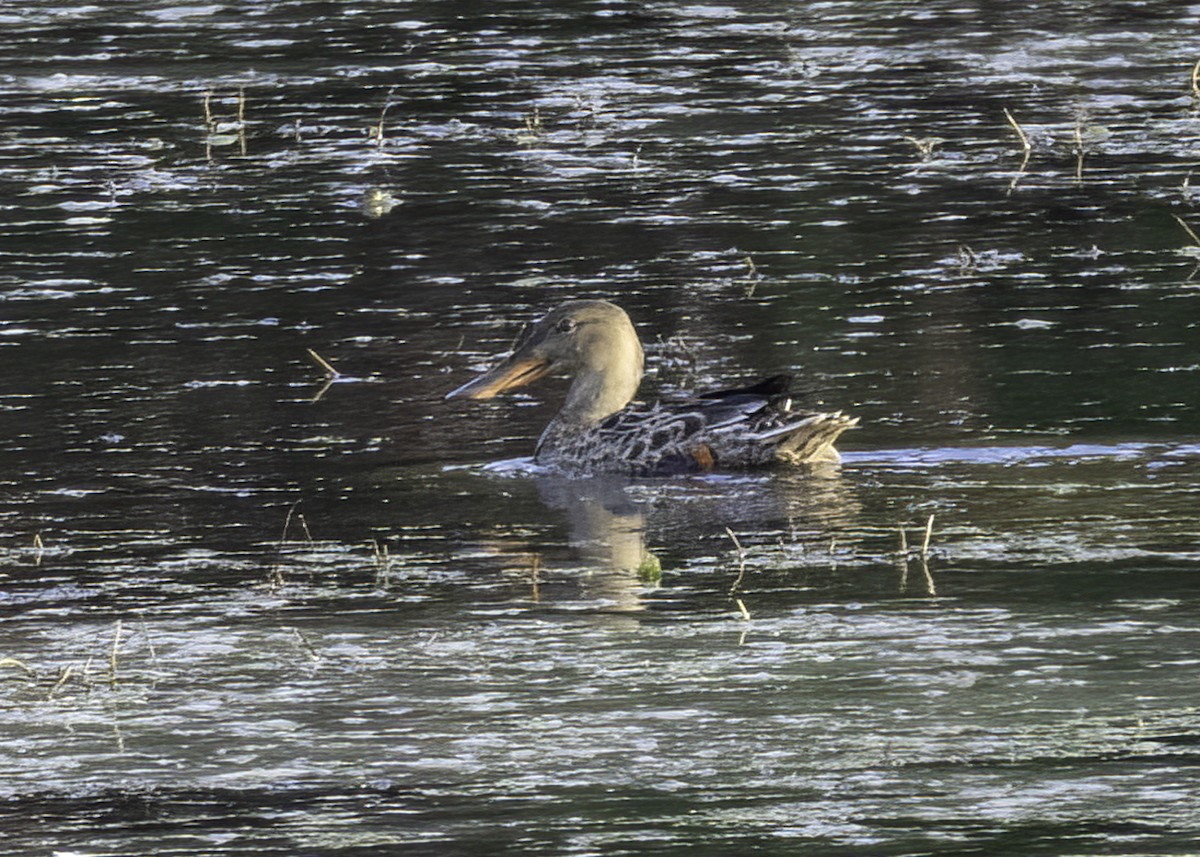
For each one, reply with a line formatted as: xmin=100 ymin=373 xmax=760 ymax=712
xmin=1003 ymin=107 xmax=1031 ymax=192
xmin=237 ymin=87 xmax=247 ymax=156
xmin=1073 ymin=118 xmax=1084 ymax=182
xmin=306 ymin=348 xmax=340 ymax=378
xmin=109 ymin=619 xmax=123 ymax=684
xmin=1003 ymin=107 xmax=1031 ymax=153
xmin=1173 ymin=214 xmax=1200 ymax=247
xmin=726 ymin=527 xmax=747 ymax=593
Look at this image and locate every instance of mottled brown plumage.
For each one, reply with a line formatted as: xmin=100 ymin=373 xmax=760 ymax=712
xmin=446 ymin=300 xmax=857 ymax=476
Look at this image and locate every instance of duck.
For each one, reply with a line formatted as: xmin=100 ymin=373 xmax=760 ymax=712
xmin=446 ymin=300 xmax=858 ymax=476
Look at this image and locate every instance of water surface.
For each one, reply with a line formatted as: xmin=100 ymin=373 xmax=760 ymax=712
xmin=2 ymin=1 xmax=1199 ymax=854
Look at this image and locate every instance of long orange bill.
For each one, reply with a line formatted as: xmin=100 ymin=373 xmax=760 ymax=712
xmin=444 ymin=356 xmax=553 ymax=400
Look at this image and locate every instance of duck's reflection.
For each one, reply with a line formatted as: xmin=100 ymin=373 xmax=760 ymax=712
xmin=481 ymin=464 xmax=864 ymax=611
xmin=535 ymin=475 xmax=658 ymax=575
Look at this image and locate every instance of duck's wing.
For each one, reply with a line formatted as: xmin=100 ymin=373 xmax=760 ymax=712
xmin=651 ymin=375 xmax=858 ymax=471
xmin=550 ymin=376 xmax=857 ymax=476
xmin=688 ymin=374 xmax=793 ymax=426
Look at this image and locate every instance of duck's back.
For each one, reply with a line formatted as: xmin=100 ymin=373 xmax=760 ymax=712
xmin=535 ymin=377 xmax=857 ymax=476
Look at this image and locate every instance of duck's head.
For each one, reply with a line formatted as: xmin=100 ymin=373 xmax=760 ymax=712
xmin=446 ymin=300 xmax=644 ymax=423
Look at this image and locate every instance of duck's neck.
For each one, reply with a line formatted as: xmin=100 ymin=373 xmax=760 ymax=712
xmin=536 ymin=364 xmax=640 ymax=461
xmin=557 ymin=363 xmax=640 ymax=425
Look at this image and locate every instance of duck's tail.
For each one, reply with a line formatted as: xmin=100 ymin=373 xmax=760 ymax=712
xmin=750 ymin=411 xmax=860 ymax=464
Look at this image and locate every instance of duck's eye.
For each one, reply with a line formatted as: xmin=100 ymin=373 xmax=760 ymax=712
xmin=556 ymin=317 xmax=577 ymax=334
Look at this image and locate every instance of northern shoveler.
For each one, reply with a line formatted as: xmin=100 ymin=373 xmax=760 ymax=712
xmin=446 ymin=300 xmax=858 ymax=476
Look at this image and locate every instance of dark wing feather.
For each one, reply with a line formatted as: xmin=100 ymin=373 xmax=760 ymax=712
xmin=687 ymin=375 xmax=791 ymax=427
xmin=697 ymin=374 xmax=791 ymax=400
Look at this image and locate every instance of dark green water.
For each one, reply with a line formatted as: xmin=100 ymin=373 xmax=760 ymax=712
xmin=2 ymin=1 xmax=1199 ymax=854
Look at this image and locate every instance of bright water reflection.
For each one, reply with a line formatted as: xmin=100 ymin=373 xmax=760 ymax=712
xmin=2 ymin=0 xmax=1199 ymax=854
